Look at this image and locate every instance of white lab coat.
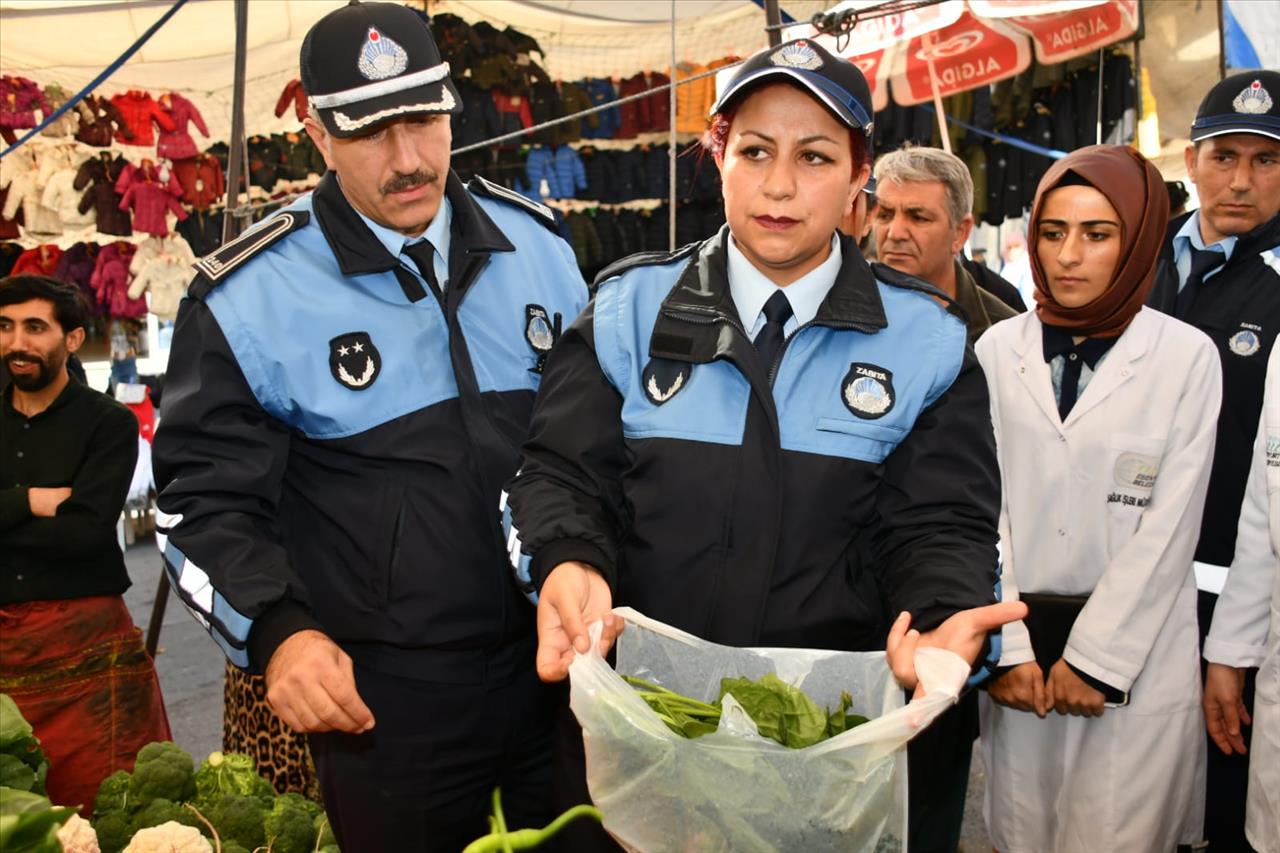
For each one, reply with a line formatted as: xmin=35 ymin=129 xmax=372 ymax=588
xmin=1205 ymin=343 xmax=1280 ymax=853
xmin=976 ymin=307 xmax=1220 ymax=853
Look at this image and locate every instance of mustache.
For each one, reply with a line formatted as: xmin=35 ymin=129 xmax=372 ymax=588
xmin=3 ymin=351 xmax=44 ymax=366
xmin=381 ymin=170 xmax=438 ymax=195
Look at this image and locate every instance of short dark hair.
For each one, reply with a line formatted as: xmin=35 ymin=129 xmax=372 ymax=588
xmin=0 ymin=275 xmax=89 ymax=334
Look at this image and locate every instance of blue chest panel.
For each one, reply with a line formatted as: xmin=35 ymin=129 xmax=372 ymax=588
xmin=206 ymin=197 xmax=586 ymax=440
xmin=595 ymin=265 xmax=966 ymax=463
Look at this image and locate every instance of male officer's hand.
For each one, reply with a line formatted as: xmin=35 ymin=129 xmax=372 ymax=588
xmin=536 ymin=561 xmax=622 ymax=682
xmin=28 ymin=486 xmax=72 ymax=517
xmin=886 ymin=602 xmax=1028 ymax=698
xmin=265 ymin=629 xmax=375 ymax=734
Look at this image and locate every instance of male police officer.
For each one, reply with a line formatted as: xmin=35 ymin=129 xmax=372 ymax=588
xmin=1147 ymin=69 xmax=1280 ymax=852
xmin=152 ymin=4 xmax=587 ymax=850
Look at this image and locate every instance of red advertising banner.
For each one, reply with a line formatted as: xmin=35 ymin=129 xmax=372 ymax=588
xmin=1004 ymin=0 xmax=1141 ymax=64
xmin=783 ymin=0 xmax=964 ymax=54
xmin=892 ymin=10 xmax=1032 ymax=105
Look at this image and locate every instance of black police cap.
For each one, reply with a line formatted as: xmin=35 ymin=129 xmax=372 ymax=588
xmin=1190 ymin=69 xmax=1280 ymax=143
xmin=301 ymin=1 xmax=461 ymax=138
xmin=711 ymin=39 xmax=874 ymax=142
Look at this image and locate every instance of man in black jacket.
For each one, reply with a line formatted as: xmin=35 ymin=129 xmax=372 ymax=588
xmin=1146 ymin=69 xmax=1280 ymax=853
xmin=1 ymin=274 xmax=170 ymax=813
xmin=151 ymin=5 xmax=587 ymax=851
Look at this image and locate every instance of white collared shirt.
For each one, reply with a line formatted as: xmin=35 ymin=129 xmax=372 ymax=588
xmin=1172 ymin=211 xmax=1237 ymax=291
xmin=727 ymin=234 xmax=842 ymax=338
xmin=355 ymin=195 xmax=452 ymax=290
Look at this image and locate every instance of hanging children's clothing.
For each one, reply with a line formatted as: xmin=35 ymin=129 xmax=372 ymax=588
xmin=155 ymin=93 xmax=210 ymax=160
xmin=109 ymin=90 xmax=176 ymax=147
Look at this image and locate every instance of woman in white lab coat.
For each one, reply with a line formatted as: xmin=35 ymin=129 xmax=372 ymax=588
xmin=1204 ymin=343 xmax=1280 ymax=853
xmin=977 ymin=145 xmax=1221 ymax=852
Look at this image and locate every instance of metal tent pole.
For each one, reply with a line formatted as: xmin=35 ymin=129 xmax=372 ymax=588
xmin=222 ymin=0 xmax=250 ymax=243
xmin=669 ymin=0 xmax=678 ymax=251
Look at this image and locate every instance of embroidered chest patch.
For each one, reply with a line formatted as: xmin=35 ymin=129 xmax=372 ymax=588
xmin=642 ymin=358 xmax=691 ymax=405
xmin=329 ymin=331 xmax=381 ymax=390
xmin=842 ymin=362 xmax=895 ymax=419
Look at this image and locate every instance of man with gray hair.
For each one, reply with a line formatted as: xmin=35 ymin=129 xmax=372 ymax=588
xmin=875 ymin=145 xmax=1019 ymax=345
xmin=872 ymin=150 xmax=1009 ymax=852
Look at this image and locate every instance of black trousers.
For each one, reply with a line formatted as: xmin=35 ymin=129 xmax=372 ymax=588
xmin=309 ymin=640 xmax=556 ymax=853
xmin=1199 ymin=590 xmax=1260 ymax=853
xmin=907 ymin=690 xmax=977 ymax=853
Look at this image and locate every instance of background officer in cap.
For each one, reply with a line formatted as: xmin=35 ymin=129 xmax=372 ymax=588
xmin=152 ymin=3 xmax=587 ymax=850
xmin=505 ymin=38 xmax=1023 ymax=852
xmin=1146 ymin=68 xmax=1280 ymax=853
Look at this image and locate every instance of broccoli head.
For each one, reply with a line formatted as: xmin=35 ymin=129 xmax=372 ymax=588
xmin=129 ymin=743 xmax=197 ymax=807
xmin=276 ymin=791 xmax=322 ymax=822
xmin=93 ymin=770 xmax=134 ymax=818
xmin=206 ymin=793 xmax=265 ymax=852
xmin=264 ymin=795 xmax=317 ymax=853
xmin=92 ymin=810 xmax=134 ymax=853
xmin=192 ymin=752 xmax=275 ymax=809
xmin=130 ymin=798 xmax=205 ymax=836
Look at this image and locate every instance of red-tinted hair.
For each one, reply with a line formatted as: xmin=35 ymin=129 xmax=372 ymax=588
xmin=700 ymin=82 xmax=870 ymax=173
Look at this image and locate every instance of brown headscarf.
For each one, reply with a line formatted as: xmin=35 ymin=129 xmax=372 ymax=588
xmin=1030 ymin=144 xmax=1169 ymax=337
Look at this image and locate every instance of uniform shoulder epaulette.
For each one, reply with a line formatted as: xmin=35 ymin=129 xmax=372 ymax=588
xmin=467 ymin=175 xmax=558 ymax=234
xmin=1261 ymin=246 xmax=1280 ymax=276
xmin=189 ymin=210 xmax=310 ymax=298
xmin=870 ymin=261 xmax=968 ymax=324
xmin=592 ymin=242 xmax=701 ymax=291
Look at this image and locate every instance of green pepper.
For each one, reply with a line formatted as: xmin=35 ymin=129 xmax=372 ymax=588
xmin=462 ymin=788 xmax=603 ymax=853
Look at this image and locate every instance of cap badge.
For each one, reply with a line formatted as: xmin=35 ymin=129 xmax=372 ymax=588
xmin=1233 ymin=79 xmax=1274 ymax=115
xmin=771 ymin=41 xmax=823 ymax=71
xmin=358 ymin=27 xmax=409 ymax=81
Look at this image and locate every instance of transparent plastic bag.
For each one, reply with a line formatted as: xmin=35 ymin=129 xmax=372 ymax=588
xmin=568 ymin=607 xmax=970 ymax=853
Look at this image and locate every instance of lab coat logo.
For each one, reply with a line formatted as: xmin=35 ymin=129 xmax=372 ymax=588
xmin=1229 ymin=328 xmax=1261 ymax=357
xmin=1266 ymin=434 xmax=1280 ymax=468
xmin=842 ymin=362 xmax=894 ymax=419
xmin=329 ymin=331 xmax=381 ymax=391
xmin=642 ymin=358 xmax=691 ymax=405
xmin=771 ymin=41 xmax=823 ymax=71
xmin=1113 ymin=452 xmax=1160 ymax=491
xmin=1233 ymin=79 xmax=1274 ymax=115
xmin=525 ymin=304 xmax=561 ymax=374
xmin=358 ymin=27 xmax=409 ymax=81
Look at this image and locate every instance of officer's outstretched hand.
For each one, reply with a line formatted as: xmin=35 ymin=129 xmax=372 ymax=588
xmin=886 ymin=602 xmax=1028 ymax=698
xmin=537 ymin=561 xmax=621 ymax=683
xmin=265 ymin=629 xmax=375 ymax=734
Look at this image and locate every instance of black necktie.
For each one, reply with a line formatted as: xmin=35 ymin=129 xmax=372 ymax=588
xmin=1174 ymin=246 xmax=1223 ymax=316
xmin=403 ymin=240 xmax=442 ymax=297
xmin=753 ymin=290 xmax=793 ymax=372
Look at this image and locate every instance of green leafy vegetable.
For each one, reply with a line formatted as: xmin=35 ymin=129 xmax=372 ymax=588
xmin=0 ymin=786 xmax=77 ymax=853
xmin=624 ymin=674 xmax=870 ymax=748
xmin=0 ymin=695 xmax=48 ymax=796
xmin=192 ymin=751 xmax=275 ymax=809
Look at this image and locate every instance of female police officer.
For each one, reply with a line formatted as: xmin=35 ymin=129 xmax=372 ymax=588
xmin=506 ymin=39 xmax=1024 ymax=850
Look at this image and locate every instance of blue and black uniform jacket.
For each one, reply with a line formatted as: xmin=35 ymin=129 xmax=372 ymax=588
xmin=509 ymin=227 xmax=1001 ymax=652
xmin=152 ymin=171 xmax=587 ymax=675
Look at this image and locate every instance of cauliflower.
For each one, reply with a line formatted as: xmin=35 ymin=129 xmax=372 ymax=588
xmin=121 ymin=821 xmax=211 ymax=853
xmin=55 ymin=813 xmax=100 ymax=853
xmin=129 ymin=799 xmax=205 ymax=837
xmin=129 ymin=744 xmax=196 ymax=809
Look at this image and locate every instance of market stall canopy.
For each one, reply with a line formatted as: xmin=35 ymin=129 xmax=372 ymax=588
xmin=784 ymin=0 xmax=1140 ymax=106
